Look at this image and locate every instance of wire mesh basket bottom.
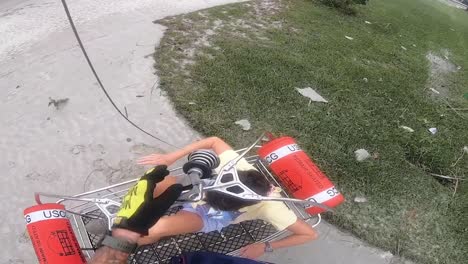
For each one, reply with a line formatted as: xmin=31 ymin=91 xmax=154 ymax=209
xmin=81 ymin=206 xmax=277 ymax=264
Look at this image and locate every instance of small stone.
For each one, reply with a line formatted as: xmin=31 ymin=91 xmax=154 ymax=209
xmin=401 ymin=46 xmax=407 ymax=51
xmin=363 ymin=78 xmax=368 ymax=83
xmin=16 ymin=85 xmax=20 ymax=89
xmin=355 ymin=149 xmax=371 ymax=162
xmin=463 ymin=146 xmax=468 ymax=154
xmin=412 ymin=44 xmax=416 ymax=47
xmin=71 ymin=147 xmax=81 ymax=155
xmin=354 ymin=196 xmax=368 ymax=203
xmin=126 ymin=138 xmax=132 ymax=142
xmin=457 ymin=66 xmax=462 ymax=70
xmin=136 ymin=95 xmax=144 ymax=98
xmin=46 ymin=117 xmax=51 ymax=120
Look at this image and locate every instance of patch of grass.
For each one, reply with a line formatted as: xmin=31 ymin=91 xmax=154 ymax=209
xmin=155 ymin=0 xmax=468 ymax=263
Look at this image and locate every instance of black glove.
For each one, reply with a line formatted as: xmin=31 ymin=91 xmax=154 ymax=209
xmin=113 ymin=165 xmax=183 ymax=235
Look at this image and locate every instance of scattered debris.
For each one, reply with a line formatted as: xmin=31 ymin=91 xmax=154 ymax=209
xmin=412 ymin=44 xmax=417 ymax=47
xmin=124 ymin=106 xmax=129 ymax=118
xmin=401 ymin=46 xmax=407 ymax=51
xmin=355 ymin=149 xmax=371 ymax=162
xmin=372 ymin=152 xmax=380 ymax=160
xmin=70 ymin=145 xmax=85 ymax=155
xmin=451 ymin=146 xmax=467 ymax=167
xmin=188 ymin=101 xmax=197 ymax=105
xmin=399 ymin=126 xmax=414 ymax=133
xmin=354 ymin=196 xmax=368 ymax=203
xmin=457 ymin=66 xmax=462 ymax=70
xmin=380 ymin=251 xmax=394 ymax=259
xmin=364 ymin=21 xmax=372 ymax=24
xmin=345 ymin=36 xmax=354 ymax=40
xmin=136 ymin=95 xmax=144 ymax=98
xmin=126 ymin=138 xmax=132 ymax=142
xmin=378 ymin=78 xmax=383 ymax=82
xmin=430 ymin=173 xmax=465 ymax=181
xmin=363 ymin=78 xmax=368 ymax=83
xmin=428 ymin=127 xmax=438 ymax=135
xmin=16 ymin=85 xmax=20 ymax=89
xmin=235 ymin=119 xmax=251 ymax=131
xmin=450 ymin=28 xmax=455 ymax=31
xmin=48 ymin=97 xmax=69 ymax=109
xmin=430 ymin=88 xmax=440 ymax=94
xmin=295 ymin=87 xmax=328 ymax=103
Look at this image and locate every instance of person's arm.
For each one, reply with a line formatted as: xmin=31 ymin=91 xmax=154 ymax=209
xmin=137 ymin=137 xmax=232 ymax=166
xmin=88 ymin=229 xmax=139 ymax=264
xmin=239 ymin=219 xmax=317 ymax=259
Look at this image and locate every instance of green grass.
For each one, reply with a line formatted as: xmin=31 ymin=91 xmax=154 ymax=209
xmin=154 ymin=0 xmax=468 ymax=263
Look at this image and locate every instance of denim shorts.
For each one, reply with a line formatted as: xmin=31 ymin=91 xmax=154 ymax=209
xmin=181 ymin=203 xmax=241 ymax=233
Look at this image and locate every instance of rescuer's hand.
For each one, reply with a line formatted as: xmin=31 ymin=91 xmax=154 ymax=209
xmin=113 ymin=165 xmax=182 ymax=235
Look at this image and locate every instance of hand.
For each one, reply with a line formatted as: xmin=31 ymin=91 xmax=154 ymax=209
xmin=137 ymin=153 xmax=177 ymax=166
xmin=113 ymin=165 xmax=182 ymax=235
xmin=239 ymin=243 xmax=266 ymax=259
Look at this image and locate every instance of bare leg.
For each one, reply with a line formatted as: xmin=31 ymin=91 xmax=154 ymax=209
xmin=138 ymin=210 xmax=203 ymax=245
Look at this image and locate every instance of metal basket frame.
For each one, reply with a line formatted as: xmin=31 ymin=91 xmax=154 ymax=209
xmin=47 ymin=147 xmax=320 ymax=263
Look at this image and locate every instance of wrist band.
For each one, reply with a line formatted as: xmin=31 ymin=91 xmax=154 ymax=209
xmin=100 ymin=235 xmax=137 ymax=254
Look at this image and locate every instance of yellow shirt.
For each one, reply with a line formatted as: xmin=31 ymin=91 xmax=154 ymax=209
xmin=214 ymin=150 xmax=297 ymax=230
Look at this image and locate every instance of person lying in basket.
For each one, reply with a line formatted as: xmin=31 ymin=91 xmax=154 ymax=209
xmin=137 ymin=137 xmax=318 ymax=259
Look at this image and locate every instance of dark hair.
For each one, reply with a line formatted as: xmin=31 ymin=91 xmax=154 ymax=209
xmin=205 ymin=170 xmax=271 ymax=211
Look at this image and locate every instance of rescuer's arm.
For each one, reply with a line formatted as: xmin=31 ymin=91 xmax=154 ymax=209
xmin=88 ymin=229 xmax=139 ymax=264
xmin=137 ymin=137 xmax=232 ymax=166
xmin=89 ymin=166 xmax=182 ymax=264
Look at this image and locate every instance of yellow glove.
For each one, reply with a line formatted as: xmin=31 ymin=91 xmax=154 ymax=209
xmin=113 ymin=165 xmax=182 ymax=235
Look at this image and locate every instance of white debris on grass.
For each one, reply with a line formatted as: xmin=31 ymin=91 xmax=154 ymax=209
xmin=401 ymin=46 xmax=407 ymax=51
xmin=412 ymin=44 xmax=417 ymax=47
xmin=463 ymin=146 xmax=468 ymax=153
xmin=355 ymin=149 xmax=371 ymax=162
xmin=380 ymin=251 xmax=394 ymax=259
xmin=364 ymin=21 xmax=372 ymax=24
xmin=345 ymin=36 xmax=354 ymax=40
xmin=354 ymin=196 xmax=368 ymax=203
xmin=428 ymin=127 xmax=438 ymax=135
xmin=457 ymin=66 xmax=462 ymax=70
xmin=188 ymin=101 xmax=196 ymax=105
xmin=295 ymin=87 xmax=328 ymax=103
xmin=235 ymin=119 xmax=251 ymax=131
xmin=430 ymin=88 xmax=440 ymax=94
xmin=363 ymin=77 xmax=368 ymax=83
xmin=400 ymin=126 xmax=415 ymax=133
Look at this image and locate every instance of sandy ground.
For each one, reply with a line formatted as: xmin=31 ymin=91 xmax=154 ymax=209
xmin=0 ymin=0 xmax=244 ymax=263
xmin=1 ymin=0 xmax=410 ymax=263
